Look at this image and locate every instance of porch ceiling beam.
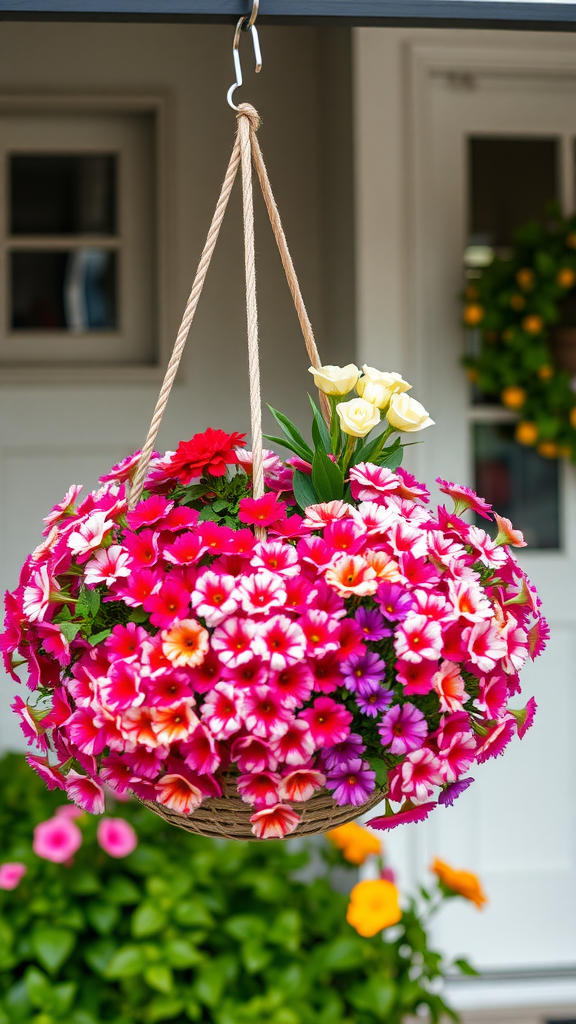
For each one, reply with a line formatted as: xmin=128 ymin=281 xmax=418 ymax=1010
xmin=2 ymin=0 xmax=576 ymax=29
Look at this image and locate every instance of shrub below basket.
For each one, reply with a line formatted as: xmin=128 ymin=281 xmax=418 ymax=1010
xmin=0 ymin=753 xmax=480 ymax=1024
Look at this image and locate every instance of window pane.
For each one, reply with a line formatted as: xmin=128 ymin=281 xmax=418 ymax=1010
xmin=473 ymin=423 xmax=560 ymax=549
xmin=468 ymin=137 xmax=558 ymax=251
xmin=10 ymin=155 xmax=117 ymax=236
xmin=11 ymin=249 xmax=117 ymax=330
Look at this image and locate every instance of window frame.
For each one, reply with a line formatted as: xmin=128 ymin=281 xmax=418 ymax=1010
xmin=0 ymin=93 xmax=171 ymax=385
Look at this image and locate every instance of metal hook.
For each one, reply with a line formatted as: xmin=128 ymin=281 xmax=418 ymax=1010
xmin=227 ymin=2 xmax=262 ymax=111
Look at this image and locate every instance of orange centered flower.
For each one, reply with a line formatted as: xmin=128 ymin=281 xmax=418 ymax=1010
xmin=327 ymin=823 xmax=381 ymax=865
xmin=501 ymin=386 xmax=527 ymax=411
xmin=431 ymin=858 xmax=488 ymax=909
xmin=346 ymin=879 xmax=402 ymax=937
xmin=161 ymin=618 xmax=209 ymax=667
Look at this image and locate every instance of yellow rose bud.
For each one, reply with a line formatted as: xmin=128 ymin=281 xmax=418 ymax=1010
xmin=308 ymin=363 xmax=359 ymax=397
xmin=463 ymin=304 xmax=484 ymax=326
xmin=570 ymin=406 xmax=576 ymax=430
xmin=356 ymin=368 xmax=411 ymax=410
xmin=557 ymin=267 xmax=576 ymax=289
xmin=387 ymin=393 xmax=434 ymax=433
xmin=336 ymin=398 xmax=381 ymax=437
xmin=515 ymin=421 xmax=538 ymax=446
xmin=501 ymin=386 xmax=527 ymax=411
xmin=521 ymin=314 xmax=544 ymax=335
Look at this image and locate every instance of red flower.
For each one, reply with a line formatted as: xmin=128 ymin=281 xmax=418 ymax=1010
xmin=170 ymin=429 xmax=246 ymax=483
xmin=238 ymin=493 xmax=287 ymax=527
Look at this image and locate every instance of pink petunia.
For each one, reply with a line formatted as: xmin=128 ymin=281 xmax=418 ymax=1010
xmin=270 ymin=718 xmax=315 ymax=766
xmin=368 ymin=800 xmax=437 ymax=831
xmin=65 ymin=771 xmax=106 ymax=814
xmin=299 ymin=697 xmax=352 ymax=748
xmin=182 ymin=723 xmax=221 ymax=775
xmin=325 ymin=759 xmax=376 ymax=806
xmin=463 ymin=620 xmax=508 ymax=673
xmin=23 ymin=564 xmax=56 ymax=623
xmin=269 ymin=662 xmax=314 ymax=708
xmin=436 ymin=479 xmax=493 ymax=520
xmin=325 ymin=555 xmax=377 ymax=598
xmin=126 ymin=495 xmax=174 ymax=530
xmin=242 ymin=685 xmax=292 ymax=740
xmin=237 ymin=771 xmax=281 ymax=807
xmin=323 ymin=519 xmax=366 ymax=556
xmin=300 ymin=609 xmax=341 ymax=659
xmin=254 ymin=615 xmax=307 ymax=671
xmin=211 ymin=616 xmax=258 ymax=668
xmin=231 ymin=735 xmax=278 ymax=773
xmin=143 ymin=578 xmax=192 ymax=629
xmin=279 ymin=768 xmax=326 ymax=803
xmin=436 ymin=730 xmax=476 ymax=784
xmin=112 ymin=567 xmax=162 ymax=607
xmin=378 ymin=703 xmax=427 ymax=755
xmin=124 ymin=529 xmax=160 ymax=570
xmin=0 ymin=862 xmax=27 ymax=890
xmin=251 ymin=541 xmax=300 ymax=577
xmin=25 ymin=755 xmax=66 ymax=791
xmin=235 ymin=570 xmax=287 ymax=617
xmin=250 ymin=803 xmax=300 ymax=839
xmin=33 ymin=815 xmax=83 ymax=862
xmin=163 ymin=533 xmax=206 ymax=566
xmin=105 ymin=623 xmax=149 ymax=662
xmin=396 ymin=658 xmax=437 ymax=696
xmin=68 ymin=510 xmax=114 ymax=561
xmin=202 ymin=682 xmax=244 ymax=740
xmin=97 ymin=817 xmax=138 ymax=858
xmin=150 ymin=701 xmax=199 ymax=745
xmin=494 ymin=514 xmax=527 ymax=547
xmin=399 ymin=749 xmax=444 ymax=801
xmin=42 ymin=484 xmax=83 ymax=534
xmin=349 ymin=463 xmax=400 ymax=502
xmin=394 ymin=615 xmax=443 ymax=664
xmin=432 ymin=661 xmax=467 ymax=712
xmin=475 ymin=718 xmax=515 ymax=763
xmin=191 ymin=570 xmax=238 ymax=626
xmin=302 ymin=500 xmax=351 ymax=529
xmin=447 ymin=579 xmax=492 ymax=624
xmin=238 ymin=493 xmax=287 ymax=527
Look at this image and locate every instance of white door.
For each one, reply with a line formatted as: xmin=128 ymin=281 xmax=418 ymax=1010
xmin=397 ymin=61 xmax=576 ymax=974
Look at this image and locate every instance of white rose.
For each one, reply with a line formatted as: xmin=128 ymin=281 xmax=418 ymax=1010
xmin=336 ymin=398 xmax=381 ymax=437
xmin=356 ymin=368 xmax=412 ymax=409
xmin=386 ymin=393 xmax=434 ymax=432
xmin=308 ymin=363 xmax=359 ymax=397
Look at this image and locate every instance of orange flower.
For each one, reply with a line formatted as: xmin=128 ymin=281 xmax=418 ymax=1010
xmin=501 ymin=386 xmax=527 ymax=411
xmin=327 ymin=822 xmax=381 ymax=865
xmin=516 ymin=267 xmax=534 ymax=291
xmin=557 ymin=266 xmax=575 ymax=289
xmin=521 ymin=314 xmax=544 ymax=335
xmin=537 ymin=440 xmax=559 ymax=459
xmin=537 ymin=364 xmax=554 ymax=381
xmin=463 ymin=304 xmax=484 ymax=327
xmin=431 ymin=858 xmax=487 ymax=909
xmin=162 ymin=618 xmax=209 ymax=667
xmin=515 ymin=421 xmax=538 ymax=446
xmin=325 ymin=555 xmax=378 ymax=597
xmin=570 ymin=406 xmax=576 ymax=430
xmin=509 ymin=293 xmax=526 ymax=311
xmin=364 ymin=549 xmax=402 ymax=583
xmin=346 ymin=879 xmax=402 ymax=937
xmin=151 ymin=702 xmax=199 ymax=745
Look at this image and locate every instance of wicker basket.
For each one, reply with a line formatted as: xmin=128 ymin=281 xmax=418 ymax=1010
xmin=141 ymin=775 xmax=386 ymax=841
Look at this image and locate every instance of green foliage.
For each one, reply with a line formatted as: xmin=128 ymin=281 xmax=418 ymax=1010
xmin=0 ymin=753 xmax=468 ymax=1024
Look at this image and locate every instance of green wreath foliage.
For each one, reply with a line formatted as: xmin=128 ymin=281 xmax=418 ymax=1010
xmin=461 ymin=207 xmax=576 ymax=462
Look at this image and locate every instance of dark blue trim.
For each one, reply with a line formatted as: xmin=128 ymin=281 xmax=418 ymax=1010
xmin=2 ymin=0 xmax=576 ymax=26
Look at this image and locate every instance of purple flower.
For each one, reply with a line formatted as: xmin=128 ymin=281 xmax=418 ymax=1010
xmin=376 ymin=582 xmax=415 ymax=623
xmin=325 ymin=758 xmax=376 ymax=806
xmin=320 ymin=733 xmax=366 ymax=771
xmin=354 ymin=607 xmax=392 ymax=642
xmin=438 ymin=777 xmax=474 ymax=807
xmin=356 ymin=681 xmax=393 ymax=718
xmin=378 ymin=703 xmax=427 ymax=755
xmin=341 ymin=651 xmax=386 ymax=694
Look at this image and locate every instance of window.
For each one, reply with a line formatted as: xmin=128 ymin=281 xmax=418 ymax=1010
xmin=465 ymin=136 xmax=563 ymax=549
xmin=0 ymin=101 xmax=163 ymax=373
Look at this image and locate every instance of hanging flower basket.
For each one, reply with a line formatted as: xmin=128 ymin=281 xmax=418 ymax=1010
xmin=3 ymin=107 xmax=546 ymax=841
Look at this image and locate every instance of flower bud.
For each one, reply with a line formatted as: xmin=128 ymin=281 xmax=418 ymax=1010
xmin=387 ymin=393 xmax=434 ymax=433
xmin=336 ymin=398 xmax=381 ymax=438
xmin=308 ymin=364 xmax=359 ymax=397
xmin=356 ymin=368 xmax=411 ymax=409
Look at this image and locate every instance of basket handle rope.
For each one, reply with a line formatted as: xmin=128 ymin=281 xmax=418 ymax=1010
xmin=128 ymin=103 xmax=328 ymax=512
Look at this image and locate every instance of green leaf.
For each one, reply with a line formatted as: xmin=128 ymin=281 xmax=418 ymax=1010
xmin=172 ymin=899 xmax=214 ymax=929
xmin=241 ymin=940 xmax=272 ymax=974
xmin=316 ymin=936 xmax=366 ymax=972
xmin=77 ymin=586 xmax=101 ymax=618
xmin=379 ymin=442 xmax=404 ymax=471
xmin=31 ymin=925 xmax=75 ymax=975
xmin=50 ymin=981 xmax=78 ymax=1017
xmin=87 ymin=628 xmax=112 ymax=646
xmin=309 ymin=394 xmax=333 ymax=454
xmin=454 ymin=957 xmax=480 ymax=976
xmin=367 ymin=757 xmax=388 ymax=789
xmin=3 ymin=979 xmax=32 ymax=1021
xmin=86 ymin=901 xmax=120 ymax=936
xmin=59 ymin=621 xmax=83 ymax=643
xmin=83 ymin=938 xmax=118 ymax=976
xmin=132 ymin=902 xmax=168 ymax=939
xmin=163 ymin=938 xmax=204 ymax=969
xmin=311 ymin=447 xmax=344 ymax=502
xmin=224 ymin=915 xmax=266 ymax=942
xmin=348 ymin=977 xmax=396 ymax=1017
xmin=106 ymin=874 xmax=141 ymax=905
xmin=105 ymin=944 xmax=146 ymax=979
xmin=263 ymin=434 xmax=311 ymax=460
xmin=292 ymin=470 xmax=318 ymax=512
xmin=24 ymin=967 xmax=51 ymax=1008
xmin=267 ymin=406 xmax=313 ymax=461
xmin=144 ymin=964 xmax=174 ymax=995
xmin=147 ymin=995 xmax=185 ymax=1022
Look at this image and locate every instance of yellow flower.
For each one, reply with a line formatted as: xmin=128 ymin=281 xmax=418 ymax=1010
xmin=516 ymin=268 xmax=534 ymax=291
xmin=336 ymin=398 xmax=380 ymax=437
xmin=557 ymin=267 xmax=576 ymax=289
xmin=308 ymin=363 xmax=359 ymax=397
xmin=387 ymin=393 xmax=434 ymax=433
xmin=463 ymin=304 xmax=484 ymax=326
xmin=431 ymin=858 xmax=488 ymax=909
xmin=356 ymin=367 xmax=412 ymax=410
xmin=521 ymin=314 xmax=544 ymax=335
xmin=327 ymin=823 xmax=381 ymax=865
xmin=515 ymin=421 xmax=538 ymax=446
xmin=161 ymin=618 xmax=209 ymax=667
xmin=346 ymin=879 xmax=402 ymax=937
xmin=501 ymin=386 xmax=527 ymax=411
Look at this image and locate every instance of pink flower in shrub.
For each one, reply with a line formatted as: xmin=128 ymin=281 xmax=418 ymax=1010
xmin=97 ymin=817 xmax=138 ymax=858
xmin=33 ymin=815 xmax=83 ymax=863
xmin=0 ymin=862 xmax=27 ymax=890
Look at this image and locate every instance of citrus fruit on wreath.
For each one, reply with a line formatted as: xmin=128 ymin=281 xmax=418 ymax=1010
xmin=462 ymin=207 xmax=576 ymax=461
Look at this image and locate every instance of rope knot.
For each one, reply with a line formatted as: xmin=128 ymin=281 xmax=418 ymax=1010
xmin=237 ymin=103 xmax=261 ymax=132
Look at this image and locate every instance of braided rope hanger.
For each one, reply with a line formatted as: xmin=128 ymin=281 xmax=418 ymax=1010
xmin=128 ymin=103 xmax=329 ymax=513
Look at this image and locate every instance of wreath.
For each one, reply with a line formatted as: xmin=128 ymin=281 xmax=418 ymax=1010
xmin=461 ymin=208 xmax=576 ymax=461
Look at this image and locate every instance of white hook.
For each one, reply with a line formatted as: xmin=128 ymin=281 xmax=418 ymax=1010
xmin=227 ymin=2 xmax=262 ymax=112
